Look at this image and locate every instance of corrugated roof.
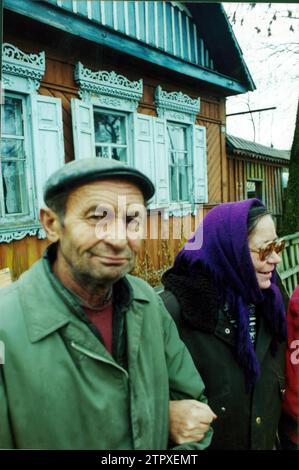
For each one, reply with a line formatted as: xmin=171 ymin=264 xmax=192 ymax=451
xmin=227 ymin=134 xmax=290 ymax=162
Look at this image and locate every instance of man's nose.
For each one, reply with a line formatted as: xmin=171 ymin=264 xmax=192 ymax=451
xmin=104 ymin=219 xmax=128 ymax=249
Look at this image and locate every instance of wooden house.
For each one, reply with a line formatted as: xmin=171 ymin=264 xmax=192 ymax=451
xmin=227 ymin=134 xmax=290 ymax=233
xmin=1 ymin=1 xmax=255 ymax=280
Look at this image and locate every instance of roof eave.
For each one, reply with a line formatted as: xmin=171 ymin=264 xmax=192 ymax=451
xmin=219 ymin=4 xmax=256 ymax=92
xmin=4 ymin=0 xmax=250 ymax=94
xmin=187 ymin=3 xmax=255 ymax=93
xmin=227 ymin=148 xmax=290 ymax=165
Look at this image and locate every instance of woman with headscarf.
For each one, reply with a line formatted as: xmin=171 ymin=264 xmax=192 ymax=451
xmin=161 ymin=199 xmax=287 ymax=450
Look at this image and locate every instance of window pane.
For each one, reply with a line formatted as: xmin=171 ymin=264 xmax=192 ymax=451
xmin=170 ymin=166 xmax=178 ymax=201
xmin=96 ymin=146 xmax=109 ymax=158
xmin=94 ymin=113 xmax=126 ymax=144
xmin=177 ymin=151 xmax=188 ymax=165
xmin=1 ymin=138 xmax=24 ymax=160
xmin=2 ymin=160 xmax=28 ymax=214
xmin=2 ymin=97 xmax=23 ymax=136
xmin=169 ymin=151 xmax=176 ymax=166
xmin=167 ymin=124 xmax=186 ymax=151
xmin=0 ymin=95 xmax=30 ymax=219
xmin=246 ymin=180 xmax=263 ymax=200
xmin=179 ymin=167 xmax=188 ymax=201
xmin=111 ymin=147 xmax=126 ymax=162
xmin=168 ymin=123 xmax=190 ymax=202
xmin=96 ymin=146 xmax=127 ymax=162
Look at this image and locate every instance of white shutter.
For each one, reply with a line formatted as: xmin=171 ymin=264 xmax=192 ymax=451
xmin=71 ymin=98 xmax=95 ymax=160
xmin=153 ymin=117 xmax=169 ymax=205
xmin=193 ymin=125 xmax=208 ymax=203
xmin=31 ymin=95 xmax=65 ymax=209
xmin=133 ymin=113 xmax=156 ymax=203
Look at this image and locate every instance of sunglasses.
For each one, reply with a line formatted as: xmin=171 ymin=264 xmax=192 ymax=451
xmin=250 ymin=239 xmax=285 ymax=262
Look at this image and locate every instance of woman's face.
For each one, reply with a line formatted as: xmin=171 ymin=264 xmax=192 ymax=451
xmin=248 ymin=215 xmax=281 ymax=289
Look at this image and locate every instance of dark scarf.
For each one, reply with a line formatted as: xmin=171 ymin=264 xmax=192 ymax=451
xmin=162 ymin=262 xmax=220 ymax=333
xmin=163 ymin=199 xmax=287 ymax=391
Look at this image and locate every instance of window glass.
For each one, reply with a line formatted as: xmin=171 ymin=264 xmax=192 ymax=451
xmin=246 ymin=180 xmax=263 ymax=201
xmin=1 ymin=96 xmax=29 ymax=216
xmin=2 ymin=97 xmax=23 ymax=136
xmin=167 ymin=123 xmax=190 ymax=202
xmin=94 ymin=111 xmax=127 ymax=162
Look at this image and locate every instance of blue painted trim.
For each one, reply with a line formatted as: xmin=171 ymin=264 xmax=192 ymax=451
xmin=4 ymin=0 xmax=249 ymax=94
xmin=218 ymin=4 xmax=255 ymax=92
xmin=186 ymin=2 xmax=255 ymax=92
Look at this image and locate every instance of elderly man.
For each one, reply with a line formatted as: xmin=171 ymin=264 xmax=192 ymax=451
xmin=0 ymin=158 xmax=215 ymax=450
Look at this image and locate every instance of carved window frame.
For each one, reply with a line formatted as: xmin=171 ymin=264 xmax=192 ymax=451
xmin=155 ymin=85 xmax=200 ymax=125
xmin=0 ymin=43 xmax=46 ymax=243
xmin=154 ymin=85 xmax=203 ymax=215
xmin=73 ymin=62 xmax=143 ymax=166
xmin=74 ymin=61 xmax=143 ymax=112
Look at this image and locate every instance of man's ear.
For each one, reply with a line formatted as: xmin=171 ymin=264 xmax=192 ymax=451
xmin=40 ymin=208 xmax=61 ymax=242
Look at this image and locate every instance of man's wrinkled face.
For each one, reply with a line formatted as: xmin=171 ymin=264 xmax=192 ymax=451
xmin=55 ymin=179 xmax=146 ymax=285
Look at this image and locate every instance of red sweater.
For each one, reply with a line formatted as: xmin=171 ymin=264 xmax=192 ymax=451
xmin=283 ymin=286 xmax=299 ymax=445
xmin=82 ymin=300 xmax=113 ymax=355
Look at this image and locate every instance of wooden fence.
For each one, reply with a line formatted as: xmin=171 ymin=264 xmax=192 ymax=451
xmin=277 ymin=231 xmax=299 ymax=297
xmin=0 ymin=268 xmax=12 ymax=289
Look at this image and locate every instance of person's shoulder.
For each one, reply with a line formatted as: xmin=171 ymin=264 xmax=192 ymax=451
xmin=1 ymin=279 xmax=20 ymax=304
xmin=125 ymin=274 xmax=165 ymax=304
xmin=289 ymin=286 xmax=299 ymax=306
xmin=0 ymin=261 xmax=43 ymax=324
xmin=0 ymin=279 xmax=23 ymax=333
xmin=126 ymin=274 xmax=156 ymax=294
xmin=291 ymin=286 xmax=299 ymax=300
xmin=159 ymin=288 xmax=181 ymax=311
xmin=289 ymin=286 xmax=299 ymax=319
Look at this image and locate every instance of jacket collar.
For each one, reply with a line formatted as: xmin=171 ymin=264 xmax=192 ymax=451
xmin=20 ymin=257 xmax=150 ymax=344
xmin=19 ymin=260 xmax=72 ymax=343
xmin=126 ymin=274 xmax=151 ymax=303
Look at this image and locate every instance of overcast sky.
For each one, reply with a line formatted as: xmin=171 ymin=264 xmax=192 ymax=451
xmin=223 ymin=2 xmax=298 ymax=150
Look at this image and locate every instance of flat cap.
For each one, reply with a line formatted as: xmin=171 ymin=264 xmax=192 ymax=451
xmin=44 ymin=158 xmax=155 ymax=204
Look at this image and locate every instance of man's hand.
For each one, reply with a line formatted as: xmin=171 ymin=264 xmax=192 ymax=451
xmin=169 ymin=400 xmax=217 ymax=444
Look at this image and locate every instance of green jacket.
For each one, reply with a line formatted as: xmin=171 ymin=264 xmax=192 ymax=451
xmin=0 ymin=259 xmax=212 ymax=450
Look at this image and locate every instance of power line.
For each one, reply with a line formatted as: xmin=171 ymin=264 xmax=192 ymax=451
xmin=226 ymin=106 xmax=277 ymax=117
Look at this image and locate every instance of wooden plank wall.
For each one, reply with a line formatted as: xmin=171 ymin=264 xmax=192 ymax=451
xmin=1 ymin=209 xmax=214 ymax=280
xmin=139 ymin=204 xmax=215 ymax=268
xmin=227 ymin=155 xmax=286 ymax=231
xmin=0 ymin=238 xmax=50 ymax=281
xmin=1 ymin=24 xmax=226 ymax=279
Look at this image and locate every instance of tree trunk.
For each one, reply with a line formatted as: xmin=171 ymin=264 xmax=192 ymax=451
xmin=281 ymin=101 xmax=299 ymax=236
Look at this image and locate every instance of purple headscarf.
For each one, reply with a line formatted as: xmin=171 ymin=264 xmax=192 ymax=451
xmin=174 ymin=198 xmax=287 ymax=390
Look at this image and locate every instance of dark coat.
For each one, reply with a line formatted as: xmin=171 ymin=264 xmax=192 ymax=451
xmin=161 ymin=266 xmax=286 ymax=450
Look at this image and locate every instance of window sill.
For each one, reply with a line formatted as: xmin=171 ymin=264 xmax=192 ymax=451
xmin=0 ymin=223 xmax=46 ymax=244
